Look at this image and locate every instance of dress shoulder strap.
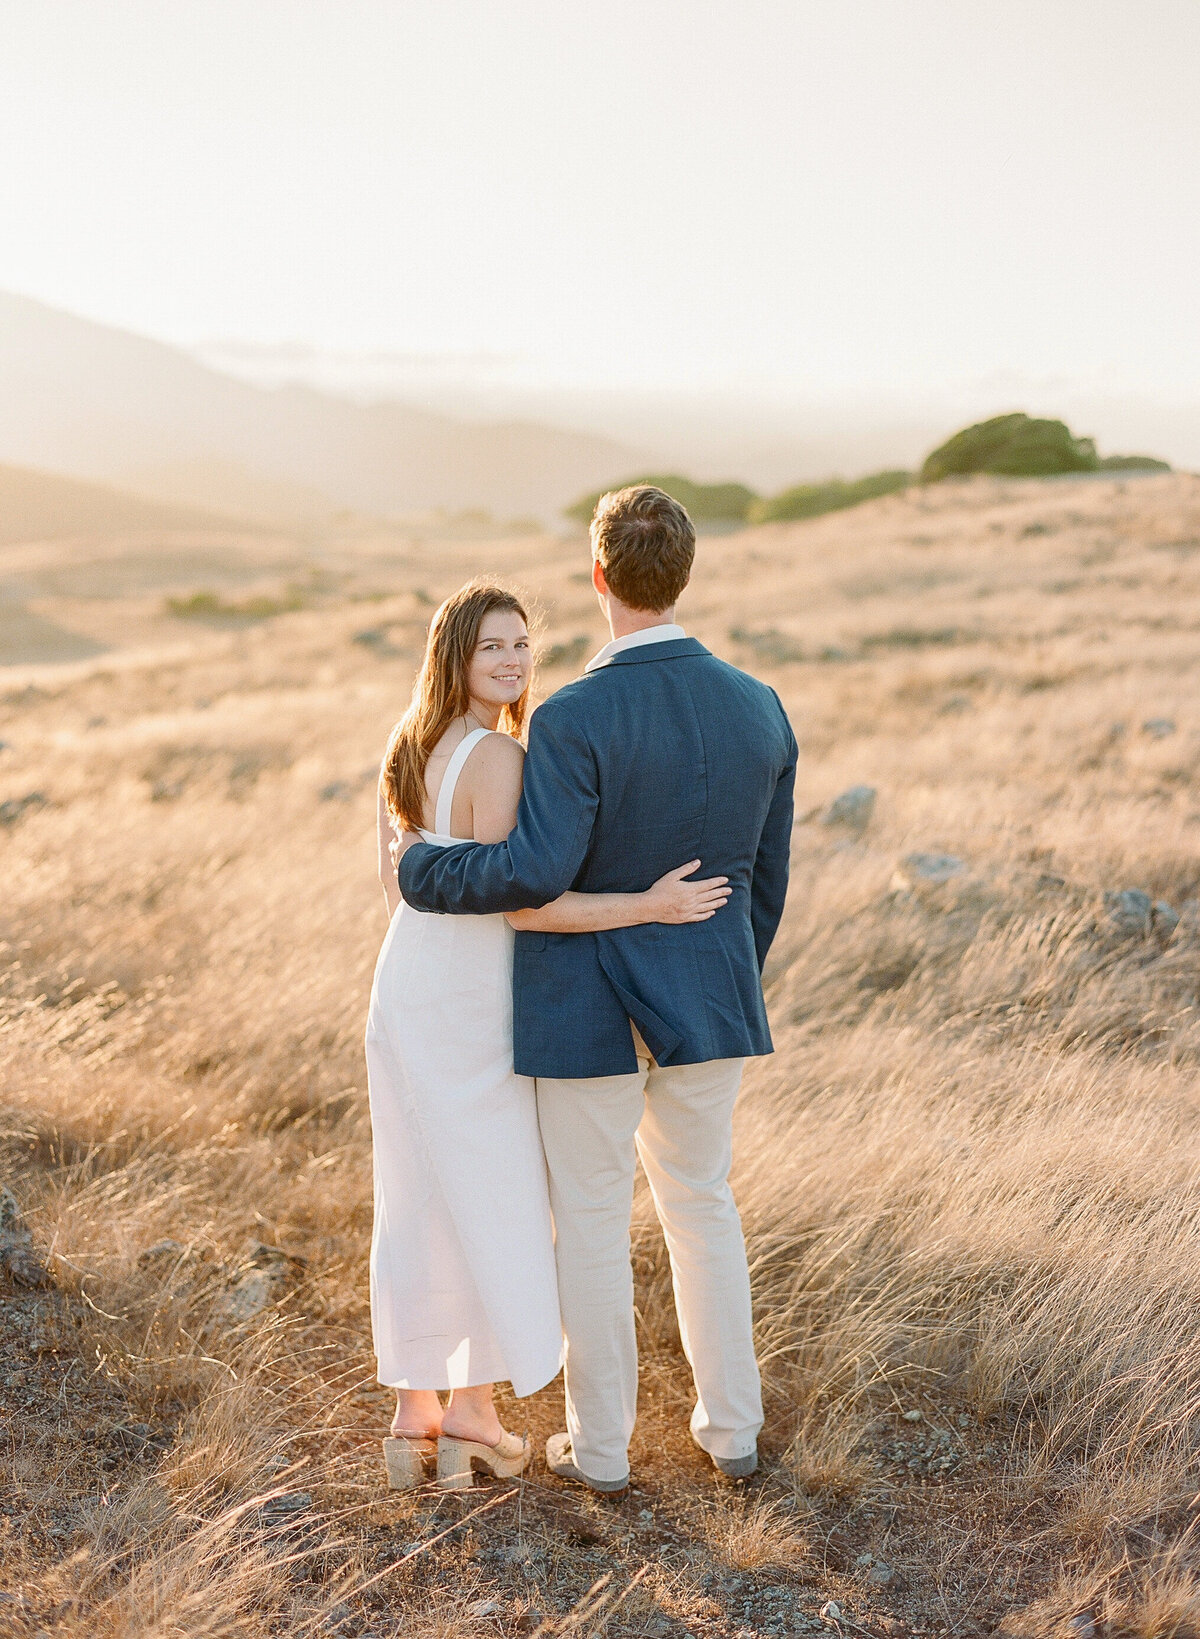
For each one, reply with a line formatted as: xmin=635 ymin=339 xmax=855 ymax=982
xmin=433 ymin=727 xmax=493 ymax=836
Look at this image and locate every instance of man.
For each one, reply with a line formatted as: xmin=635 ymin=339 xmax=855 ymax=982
xmin=399 ymin=485 xmax=797 ymax=1491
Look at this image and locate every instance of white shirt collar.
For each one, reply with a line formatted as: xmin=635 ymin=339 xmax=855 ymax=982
xmin=584 ymin=623 xmax=687 ymax=673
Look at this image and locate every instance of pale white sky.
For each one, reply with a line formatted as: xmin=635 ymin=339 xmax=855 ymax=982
xmin=1 ymin=0 xmax=1198 ymax=397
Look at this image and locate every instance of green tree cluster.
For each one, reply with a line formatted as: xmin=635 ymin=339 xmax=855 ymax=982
xmin=919 ymin=412 xmax=1098 ymax=481
xmin=920 ymin=413 xmax=1171 ymax=480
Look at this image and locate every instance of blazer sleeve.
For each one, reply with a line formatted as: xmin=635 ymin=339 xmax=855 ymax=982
xmin=749 ymin=696 xmax=798 ymax=970
xmin=398 ymin=698 xmax=599 ymax=915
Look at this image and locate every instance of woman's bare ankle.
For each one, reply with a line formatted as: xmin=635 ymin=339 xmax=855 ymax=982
xmin=390 ymin=1387 xmax=443 ymax=1440
xmin=441 ymin=1386 xmax=503 ymax=1445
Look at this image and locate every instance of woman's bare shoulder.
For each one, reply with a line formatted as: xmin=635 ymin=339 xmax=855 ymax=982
xmin=463 ymin=731 xmax=523 ymax=785
xmin=465 ymin=730 xmax=521 ymax=767
xmin=479 ymin=731 xmax=525 ymax=763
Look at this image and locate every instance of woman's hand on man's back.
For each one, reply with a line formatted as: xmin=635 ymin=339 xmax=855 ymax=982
xmin=643 ymin=861 xmax=731 ymax=924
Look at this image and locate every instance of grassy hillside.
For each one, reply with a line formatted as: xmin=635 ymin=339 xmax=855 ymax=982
xmin=0 ymin=461 xmax=240 ymax=545
xmin=3 ymin=472 xmax=1200 ymax=1636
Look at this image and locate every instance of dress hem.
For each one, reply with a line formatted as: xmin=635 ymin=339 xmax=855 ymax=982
xmin=376 ymin=1354 xmax=564 ymax=1400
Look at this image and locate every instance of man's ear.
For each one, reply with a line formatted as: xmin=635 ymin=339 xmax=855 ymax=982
xmin=591 ymin=557 xmax=608 ymax=596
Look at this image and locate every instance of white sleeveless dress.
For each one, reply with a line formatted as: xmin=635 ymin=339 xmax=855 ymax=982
xmin=365 ymin=728 xmax=563 ymax=1396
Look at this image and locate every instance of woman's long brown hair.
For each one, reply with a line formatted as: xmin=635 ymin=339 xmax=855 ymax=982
xmin=381 ymin=581 xmax=531 ymax=832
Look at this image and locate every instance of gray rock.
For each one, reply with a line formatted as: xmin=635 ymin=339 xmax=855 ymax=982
xmin=242 ymin=1240 xmax=307 ymax=1271
xmin=903 ymin=1408 xmax=923 ymax=1422
xmin=212 ymin=1242 xmax=305 ymax=1324
xmin=892 ymin=852 xmax=967 ymax=891
xmin=1104 ymin=889 xmax=1154 ymax=937
xmin=820 ymin=1602 xmax=842 ymax=1625
xmin=213 ymin=1269 xmax=282 ymax=1323
xmin=1153 ymin=900 xmax=1181 ymax=939
xmin=0 ymin=1229 xmax=52 ymax=1289
xmin=868 ymin=1562 xmax=893 ymax=1586
xmin=137 ymin=1238 xmax=191 ymax=1268
xmin=0 ymin=1190 xmax=51 ymax=1287
xmin=260 ymin=1490 xmax=312 ymax=1521
xmin=1142 ymin=718 xmax=1176 ymax=738
xmin=822 ymin=785 xmax=876 ymax=831
xmin=469 ymin=1601 xmax=502 ymax=1619
xmin=0 ymin=791 xmax=46 ymax=827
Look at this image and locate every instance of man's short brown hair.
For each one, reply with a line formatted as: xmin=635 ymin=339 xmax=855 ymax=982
xmin=590 ymin=485 xmax=696 ymax=613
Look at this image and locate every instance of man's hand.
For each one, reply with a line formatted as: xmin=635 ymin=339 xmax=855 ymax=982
xmin=389 ymin=828 xmax=421 ymax=875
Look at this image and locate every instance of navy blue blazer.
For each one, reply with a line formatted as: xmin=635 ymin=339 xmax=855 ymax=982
xmin=398 ymin=637 xmax=798 ymax=1079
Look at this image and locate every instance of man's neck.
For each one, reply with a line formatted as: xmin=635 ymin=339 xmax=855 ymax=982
xmin=605 ymin=603 xmax=677 ymax=642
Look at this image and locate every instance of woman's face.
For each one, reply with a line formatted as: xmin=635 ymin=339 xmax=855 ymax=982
xmin=466 ymin=609 xmax=532 ymax=713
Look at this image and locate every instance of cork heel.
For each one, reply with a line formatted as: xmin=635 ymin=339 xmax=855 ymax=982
xmin=382 ymin=1435 xmax=437 ymax=1491
xmin=436 ymin=1429 xmax=531 ymax=1490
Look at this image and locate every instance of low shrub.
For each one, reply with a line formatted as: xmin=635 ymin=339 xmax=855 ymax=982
xmin=749 ymin=469 xmax=911 ymax=524
xmin=1097 ymin=453 xmax=1172 ymax=472
xmin=563 ymin=474 xmax=758 ymax=527
xmin=165 ymin=589 xmax=305 ymax=622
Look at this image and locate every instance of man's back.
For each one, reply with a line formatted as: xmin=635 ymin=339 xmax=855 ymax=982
xmin=546 ymin=637 xmax=793 ymax=895
xmin=400 ymin=636 xmax=797 ymax=1078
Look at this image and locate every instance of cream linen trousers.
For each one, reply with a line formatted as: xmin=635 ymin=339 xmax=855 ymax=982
xmin=536 ymin=1034 xmax=763 ymax=1484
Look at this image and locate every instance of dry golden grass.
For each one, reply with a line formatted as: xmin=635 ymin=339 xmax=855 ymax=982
xmin=3 ymin=471 xmax=1200 ymax=1637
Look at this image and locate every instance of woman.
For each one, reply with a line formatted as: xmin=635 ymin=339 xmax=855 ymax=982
xmin=367 ymin=581 xmax=730 ymax=1492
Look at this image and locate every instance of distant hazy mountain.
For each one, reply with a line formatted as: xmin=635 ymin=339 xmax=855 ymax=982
xmin=0 ymin=292 xmax=643 ymax=520
xmin=198 ymin=341 xmax=1200 ymax=488
xmin=0 ymin=460 xmax=239 ymax=547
